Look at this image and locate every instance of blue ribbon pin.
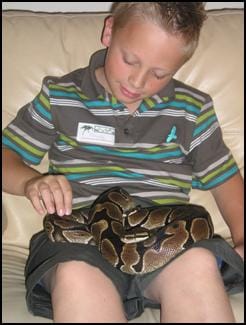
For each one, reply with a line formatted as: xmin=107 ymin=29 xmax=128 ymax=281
xmin=166 ymin=126 xmax=177 ymax=143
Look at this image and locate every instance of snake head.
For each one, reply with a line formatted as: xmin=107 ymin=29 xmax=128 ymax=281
xmin=108 ymin=187 xmax=136 ymax=213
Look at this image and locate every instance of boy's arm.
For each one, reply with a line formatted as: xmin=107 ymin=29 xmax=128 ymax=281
xmin=211 ymin=172 xmax=244 ymax=259
xmin=2 ymin=148 xmax=72 ymax=216
xmin=3 ymin=148 xmax=42 ymax=195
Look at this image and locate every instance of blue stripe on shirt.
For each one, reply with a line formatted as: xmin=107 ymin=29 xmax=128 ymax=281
xmin=2 ymin=137 xmax=41 ymax=164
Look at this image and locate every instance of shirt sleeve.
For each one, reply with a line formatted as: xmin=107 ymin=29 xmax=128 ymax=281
xmin=2 ymin=76 xmax=58 ymax=165
xmin=189 ymin=95 xmax=239 ymax=190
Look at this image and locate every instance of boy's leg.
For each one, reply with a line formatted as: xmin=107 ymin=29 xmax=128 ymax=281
xmin=144 ymin=247 xmax=235 ymax=323
xmin=46 ymin=260 xmax=127 ymax=323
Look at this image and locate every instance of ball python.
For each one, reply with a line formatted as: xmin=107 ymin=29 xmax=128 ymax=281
xmin=43 ymin=186 xmax=214 ymax=274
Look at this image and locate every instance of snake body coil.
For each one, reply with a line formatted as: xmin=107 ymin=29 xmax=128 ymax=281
xmin=44 ymin=186 xmax=214 ymax=274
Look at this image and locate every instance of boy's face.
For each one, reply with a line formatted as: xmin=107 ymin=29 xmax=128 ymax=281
xmin=98 ymin=17 xmax=187 ymax=112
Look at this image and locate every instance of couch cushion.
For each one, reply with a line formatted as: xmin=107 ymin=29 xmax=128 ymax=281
xmin=2 ymin=9 xmax=244 ymax=323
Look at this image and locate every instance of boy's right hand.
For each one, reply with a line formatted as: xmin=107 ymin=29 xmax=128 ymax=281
xmin=24 ymin=174 xmax=72 ymax=216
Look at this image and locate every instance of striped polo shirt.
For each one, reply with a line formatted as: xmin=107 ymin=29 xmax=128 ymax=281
xmin=2 ymin=49 xmax=239 ymax=208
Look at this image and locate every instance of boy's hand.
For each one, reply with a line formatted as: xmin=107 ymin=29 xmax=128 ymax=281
xmin=234 ymin=244 xmax=244 ymax=260
xmin=24 ymin=174 xmax=72 ymax=216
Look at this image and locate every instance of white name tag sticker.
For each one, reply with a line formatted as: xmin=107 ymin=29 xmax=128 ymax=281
xmin=76 ymin=122 xmax=115 ymax=145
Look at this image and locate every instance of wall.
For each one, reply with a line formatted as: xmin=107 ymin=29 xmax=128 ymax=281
xmin=2 ymin=2 xmax=244 ymax=12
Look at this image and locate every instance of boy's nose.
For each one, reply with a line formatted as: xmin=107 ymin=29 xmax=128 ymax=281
xmin=129 ymin=71 xmax=146 ymax=90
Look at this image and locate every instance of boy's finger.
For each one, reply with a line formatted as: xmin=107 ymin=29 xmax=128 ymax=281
xmin=31 ymin=192 xmax=47 ymax=215
xmin=57 ymin=177 xmax=73 ymax=215
xmin=49 ymin=184 xmax=66 ymax=216
xmin=38 ymin=182 xmax=57 ymax=214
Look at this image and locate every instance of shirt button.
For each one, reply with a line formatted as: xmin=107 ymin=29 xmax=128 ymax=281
xmin=124 ymin=128 xmax=130 ymax=135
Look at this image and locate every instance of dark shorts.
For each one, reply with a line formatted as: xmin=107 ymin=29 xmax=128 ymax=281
xmin=25 ymin=229 xmax=244 ymax=321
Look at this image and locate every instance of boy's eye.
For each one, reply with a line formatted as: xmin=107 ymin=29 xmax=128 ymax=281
xmin=153 ymin=70 xmax=167 ymax=80
xmin=123 ymin=57 xmax=136 ymax=66
xmin=155 ymin=75 xmax=166 ymax=80
xmin=124 ymin=60 xmax=134 ymax=66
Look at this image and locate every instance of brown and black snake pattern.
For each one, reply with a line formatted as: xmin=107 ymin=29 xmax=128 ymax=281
xmin=43 ymin=186 xmax=214 ymax=274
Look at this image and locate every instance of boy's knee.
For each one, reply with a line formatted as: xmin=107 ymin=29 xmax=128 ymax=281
xmin=50 ymin=260 xmax=99 ymax=291
xmin=165 ymin=247 xmax=223 ymax=283
xmin=182 ymin=247 xmax=219 ymax=271
xmin=144 ymin=247 xmax=219 ymax=301
xmin=56 ymin=260 xmax=96 ymax=280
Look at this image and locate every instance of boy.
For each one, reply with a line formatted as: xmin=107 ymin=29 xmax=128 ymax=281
xmin=2 ymin=2 xmax=244 ymax=323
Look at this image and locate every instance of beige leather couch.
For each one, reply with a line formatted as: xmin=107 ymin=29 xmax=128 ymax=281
xmin=2 ymin=9 xmax=244 ymax=323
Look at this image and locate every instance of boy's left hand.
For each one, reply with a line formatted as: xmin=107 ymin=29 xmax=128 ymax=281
xmin=234 ymin=244 xmax=244 ymax=260
xmin=211 ymin=172 xmax=244 ymax=261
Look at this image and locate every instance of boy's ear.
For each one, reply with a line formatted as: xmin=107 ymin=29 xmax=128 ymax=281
xmin=101 ymin=16 xmax=114 ymax=47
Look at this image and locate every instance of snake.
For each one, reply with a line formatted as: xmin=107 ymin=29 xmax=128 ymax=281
xmin=43 ymin=186 xmax=214 ymax=274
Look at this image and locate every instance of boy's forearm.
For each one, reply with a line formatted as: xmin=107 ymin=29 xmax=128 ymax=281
xmin=2 ymin=148 xmax=42 ymax=196
xmin=211 ymin=172 xmax=244 ymax=246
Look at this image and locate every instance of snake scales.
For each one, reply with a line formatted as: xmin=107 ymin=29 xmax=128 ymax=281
xmin=43 ymin=186 xmax=214 ymax=274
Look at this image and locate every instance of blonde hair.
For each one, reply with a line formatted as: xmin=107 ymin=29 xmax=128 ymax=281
xmin=110 ymin=2 xmax=207 ymax=60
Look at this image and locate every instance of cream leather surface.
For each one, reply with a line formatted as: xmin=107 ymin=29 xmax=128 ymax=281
xmin=2 ymin=9 xmax=244 ymax=323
